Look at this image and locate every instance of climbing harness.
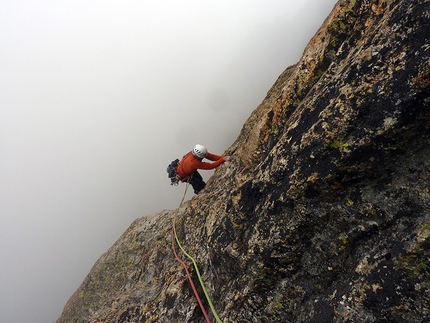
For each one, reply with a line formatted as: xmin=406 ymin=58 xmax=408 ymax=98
xmin=171 ymin=182 xmax=223 ymax=323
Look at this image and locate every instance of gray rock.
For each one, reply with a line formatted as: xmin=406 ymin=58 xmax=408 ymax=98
xmin=57 ymin=0 xmax=430 ymax=322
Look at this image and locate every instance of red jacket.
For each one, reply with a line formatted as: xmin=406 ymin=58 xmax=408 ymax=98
xmin=176 ymin=151 xmax=225 ymax=180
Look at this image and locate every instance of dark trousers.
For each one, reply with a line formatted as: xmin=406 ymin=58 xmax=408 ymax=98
xmin=190 ymin=171 xmax=206 ymax=194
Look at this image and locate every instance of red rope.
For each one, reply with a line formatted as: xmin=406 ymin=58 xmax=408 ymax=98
xmin=171 ymin=183 xmax=212 ymax=323
xmin=171 ymin=226 xmax=212 ymax=322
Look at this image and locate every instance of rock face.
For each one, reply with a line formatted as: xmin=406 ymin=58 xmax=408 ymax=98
xmin=57 ymin=0 xmax=430 ymax=322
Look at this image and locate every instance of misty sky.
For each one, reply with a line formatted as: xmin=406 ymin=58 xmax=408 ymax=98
xmin=0 ymin=1 xmax=337 ymax=322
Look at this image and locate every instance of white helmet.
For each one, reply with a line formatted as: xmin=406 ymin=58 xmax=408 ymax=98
xmin=192 ymin=144 xmax=208 ymax=159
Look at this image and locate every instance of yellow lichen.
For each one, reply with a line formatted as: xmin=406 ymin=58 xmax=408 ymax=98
xmin=338 ymin=236 xmax=349 ymax=251
xmin=331 ymin=137 xmax=349 ymax=151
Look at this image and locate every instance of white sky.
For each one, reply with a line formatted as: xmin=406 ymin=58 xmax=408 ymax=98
xmin=0 ymin=1 xmax=337 ymax=322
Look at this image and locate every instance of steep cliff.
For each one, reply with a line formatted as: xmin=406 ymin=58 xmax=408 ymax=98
xmin=57 ymin=0 xmax=430 ymax=322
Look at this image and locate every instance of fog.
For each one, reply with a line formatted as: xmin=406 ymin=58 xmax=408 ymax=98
xmin=0 ymin=1 xmax=337 ymax=322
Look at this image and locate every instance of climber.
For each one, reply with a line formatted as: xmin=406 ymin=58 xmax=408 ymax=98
xmin=176 ymin=144 xmax=230 ymax=194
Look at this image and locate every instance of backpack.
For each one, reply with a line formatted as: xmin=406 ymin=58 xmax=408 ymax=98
xmin=166 ymin=158 xmax=180 ymax=186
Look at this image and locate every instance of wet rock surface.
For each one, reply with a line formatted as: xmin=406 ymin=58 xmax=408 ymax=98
xmin=57 ymin=0 xmax=430 ymax=322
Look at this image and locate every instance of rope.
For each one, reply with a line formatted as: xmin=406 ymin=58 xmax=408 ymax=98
xmin=171 ymin=227 xmax=212 ymax=322
xmin=171 ymin=182 xmax=223 ymax=323
xmin=171 ymin=182 xmax=211 ymax=322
